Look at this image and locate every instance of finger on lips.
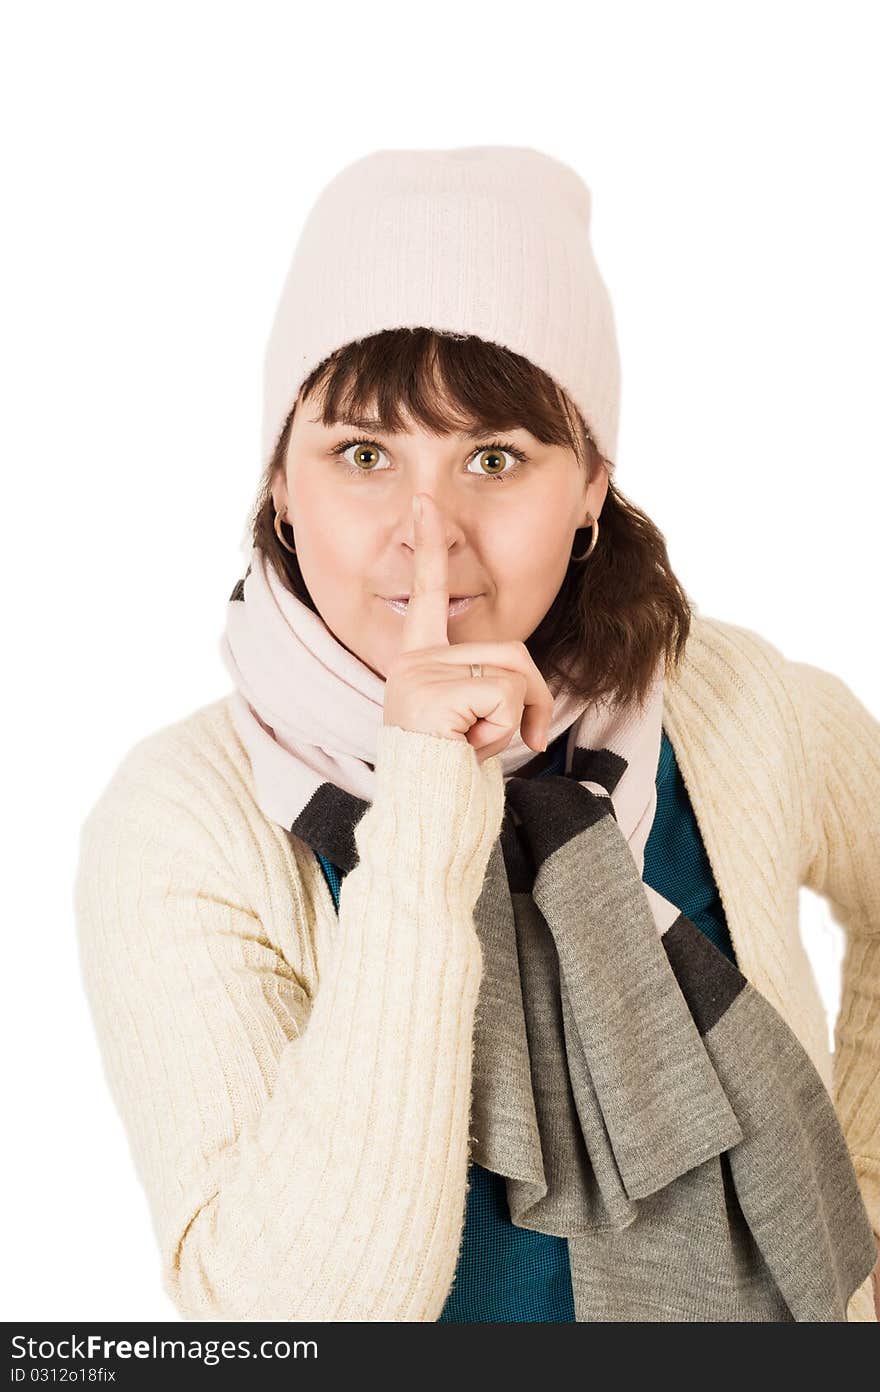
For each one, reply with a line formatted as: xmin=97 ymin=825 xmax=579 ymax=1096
xmin=400 ymin=493 xmax=451 ymax=654
xmin=401 ymin=493 xmax=552 ymax=753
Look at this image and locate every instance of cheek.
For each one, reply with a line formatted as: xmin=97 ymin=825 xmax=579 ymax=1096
xmin=490 ymin=499 xmax=569 ymax=575
xmin=290 ymin=482 xmax=367 ymax=580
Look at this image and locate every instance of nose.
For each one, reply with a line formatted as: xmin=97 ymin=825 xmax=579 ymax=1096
xmin=404 ymin=491 xmax=464 ymax=547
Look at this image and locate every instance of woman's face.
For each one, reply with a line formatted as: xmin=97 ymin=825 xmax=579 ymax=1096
xmin=271 ymin=394 xmax=609 ymax=680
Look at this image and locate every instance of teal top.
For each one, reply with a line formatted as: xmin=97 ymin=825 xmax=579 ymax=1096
xmin=314 ymin=724 xmax=736 ymax=1322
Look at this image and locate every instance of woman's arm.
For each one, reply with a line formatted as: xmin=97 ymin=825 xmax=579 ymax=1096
xmin=74 ymin=722 xmax=506 ymax=1321
xmin=788 ymin=656 xmax=880 ymax=1304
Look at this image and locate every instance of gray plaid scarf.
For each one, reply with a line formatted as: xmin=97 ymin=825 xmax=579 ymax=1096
xmin=469 ymin=768 xmax=876 ymax=1320
xmin=222 ymin=549 xmax=877 ymax=1321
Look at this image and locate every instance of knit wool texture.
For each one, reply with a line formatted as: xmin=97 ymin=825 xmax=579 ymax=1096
xmin=74 ymin=614 xmax=880 ymax=1321
xmin=249 ymin=145 xmax=620 ymax=551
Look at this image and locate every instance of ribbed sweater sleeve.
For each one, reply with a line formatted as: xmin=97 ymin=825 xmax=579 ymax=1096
xmin=74 ymin=722 xmax=506 ymax=1321
xmin=789 ymin=657 xmax=880 ymax=1240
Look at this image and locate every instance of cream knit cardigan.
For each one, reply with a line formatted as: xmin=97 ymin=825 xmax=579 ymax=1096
xmin=73 ymin=613 xmax=880 ymax=1323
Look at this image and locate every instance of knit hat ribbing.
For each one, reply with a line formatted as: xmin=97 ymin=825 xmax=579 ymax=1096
xmin=259 ymin=145 xmax=621 ymax=483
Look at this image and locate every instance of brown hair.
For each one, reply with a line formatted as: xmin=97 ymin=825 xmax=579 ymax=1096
xmin=248 ymin=327 xmax=694 ymax=715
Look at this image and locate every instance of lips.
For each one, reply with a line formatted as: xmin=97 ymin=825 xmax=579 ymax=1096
xmin=382 ymin=594 xmax=482 ymax=616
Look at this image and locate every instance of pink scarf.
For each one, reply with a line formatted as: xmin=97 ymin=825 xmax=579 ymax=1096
xmin=219 ymin=544 xmax=678 ymax=936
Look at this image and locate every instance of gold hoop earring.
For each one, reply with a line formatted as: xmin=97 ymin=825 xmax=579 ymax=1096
xmin=571 ymin=514 xmax=599 ymax=562
xmin=274 ymin=507 xmax=297 ymax=555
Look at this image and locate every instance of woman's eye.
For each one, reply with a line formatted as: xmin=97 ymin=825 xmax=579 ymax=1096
xmin=332 ymin=438 xmax=527 ymax=484
xmin=464 ymin=444 xmax=525 ymax=483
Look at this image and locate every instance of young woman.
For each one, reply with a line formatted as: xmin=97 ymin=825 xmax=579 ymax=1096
xmin=74 ymin=146 xmax=880 ymax=1322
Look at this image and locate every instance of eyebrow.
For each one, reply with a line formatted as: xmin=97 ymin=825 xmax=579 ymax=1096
xmin=317 ymin=415 xmax=506 ymax=441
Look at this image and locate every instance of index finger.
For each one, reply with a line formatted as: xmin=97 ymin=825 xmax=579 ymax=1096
xmin=399 ymin=493 xmax=450 ymax=653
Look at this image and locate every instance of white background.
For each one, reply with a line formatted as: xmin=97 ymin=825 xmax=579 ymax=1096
xmin=3 ymin=0 xmax=878 ymax=1321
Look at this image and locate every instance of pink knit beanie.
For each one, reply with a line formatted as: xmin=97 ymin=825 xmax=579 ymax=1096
xmin=260 ymin=144 xmax=621 ymax=486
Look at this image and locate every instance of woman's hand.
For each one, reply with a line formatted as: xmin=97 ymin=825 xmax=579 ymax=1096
xmin=383 ymin=493 xmax=555 ymax=763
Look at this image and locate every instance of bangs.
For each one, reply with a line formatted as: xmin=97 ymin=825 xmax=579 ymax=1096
xmin=295 ymin=327 xmax=591 ymax=467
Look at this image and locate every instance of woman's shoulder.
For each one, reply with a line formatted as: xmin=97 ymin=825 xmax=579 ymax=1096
xmin=678 ymin=608 xmax=793 ymax=682
xmin=75 ymin=693 xmax=329 ymax=1011
xmin=76 ymin=693 xmax=272 ymax=878
xmin=668 ymin=608 xmax=808 ymax=723
xmin=665 ymin=610 xmax=821 ymax=792
xmin=84 ymin=690 xmax=245 ymax=803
